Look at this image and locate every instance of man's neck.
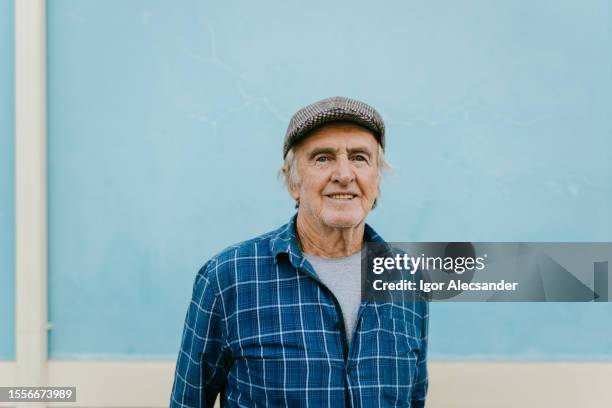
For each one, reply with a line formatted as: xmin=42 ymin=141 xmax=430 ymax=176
xmin=295 ymin=211 xmax=365 ymax=258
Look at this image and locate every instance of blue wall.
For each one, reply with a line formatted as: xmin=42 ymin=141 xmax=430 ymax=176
xmin=0 ymin=0 xmax=15 ymax=360
xmin=46 ymin=0 xmax=611 ymax=359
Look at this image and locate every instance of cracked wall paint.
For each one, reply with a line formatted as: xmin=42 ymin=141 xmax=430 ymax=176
xmin=44 ymin=0 xmax=612 ymax=359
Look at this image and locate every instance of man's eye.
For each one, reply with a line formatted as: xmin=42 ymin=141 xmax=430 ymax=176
xmin=315 ymin=156 xmax=329 ymax=162
xmin=352 ymin=155 xmax=367 ymax=162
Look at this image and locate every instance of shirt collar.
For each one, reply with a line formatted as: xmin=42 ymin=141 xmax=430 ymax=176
xmin=270 ymin=213 xmax=386 ymax=273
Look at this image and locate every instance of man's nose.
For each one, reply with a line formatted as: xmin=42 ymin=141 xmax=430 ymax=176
xmin=331 ymin=156 xmax=354 ymax=185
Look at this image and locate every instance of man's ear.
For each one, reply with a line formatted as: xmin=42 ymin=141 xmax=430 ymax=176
xmin=289 ymin=184 xmax=300 ymax=201
xmin=282 ymin=166 xmax=300 ymax=201
xmin=287 ymin=183 xmax=300 ymax=209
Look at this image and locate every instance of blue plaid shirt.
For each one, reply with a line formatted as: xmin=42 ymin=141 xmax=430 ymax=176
xmin=171 ymin=215 xmax=428 ymax=407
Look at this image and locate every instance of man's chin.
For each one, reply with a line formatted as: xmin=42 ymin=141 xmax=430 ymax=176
xmin=320 ymin=212 xmax=365 ymax=229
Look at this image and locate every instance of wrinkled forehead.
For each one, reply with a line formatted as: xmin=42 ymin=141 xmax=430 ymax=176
xmin=293 ymin=121 xmax=379 ymax=154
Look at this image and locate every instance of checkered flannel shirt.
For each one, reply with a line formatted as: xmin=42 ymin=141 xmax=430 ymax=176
xmin=170 ymin=215 xmax=428 ymax=407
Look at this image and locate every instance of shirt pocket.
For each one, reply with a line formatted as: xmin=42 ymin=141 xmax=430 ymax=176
xmin=383 ymin=307 xmax=422 ymax=355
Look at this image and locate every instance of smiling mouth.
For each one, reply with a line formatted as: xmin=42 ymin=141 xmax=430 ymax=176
xmin=326 ymin=194 xmax=357 ymax=200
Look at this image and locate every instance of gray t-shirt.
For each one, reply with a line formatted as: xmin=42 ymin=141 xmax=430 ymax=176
xmin=304 ymin=252 xmax=362 ymax=345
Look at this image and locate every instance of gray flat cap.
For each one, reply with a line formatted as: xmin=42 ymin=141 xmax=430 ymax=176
xmin=283 ymin=96 xmax=385 ymax=158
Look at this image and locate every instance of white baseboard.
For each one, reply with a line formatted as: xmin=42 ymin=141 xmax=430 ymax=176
xmin=0 ymin=360 xmax=611 ymax=407
xmin=0 ymin=362 xmax=16 ymax=387
xmin=427 ymin=361 xmax=612 ymax=408
xmin=0 ymin=361 xmax=175 ymax=408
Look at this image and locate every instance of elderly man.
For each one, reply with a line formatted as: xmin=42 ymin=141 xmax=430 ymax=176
xmin=170 ymin=97 xmax=429 ymax=407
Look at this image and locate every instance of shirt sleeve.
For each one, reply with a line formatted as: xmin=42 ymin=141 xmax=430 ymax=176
xmin=170 ymin=261 xmax=230 ymax=407
xmin=411 ymin=300 xmax=429 ymax=407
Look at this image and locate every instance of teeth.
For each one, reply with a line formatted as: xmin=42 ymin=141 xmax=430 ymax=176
xmin=330 ymin=194 xmax=354 ymax=199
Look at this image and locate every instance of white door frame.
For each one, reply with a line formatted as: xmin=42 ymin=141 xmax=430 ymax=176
xmin=14 ymin=0 xmax=48 ymax=403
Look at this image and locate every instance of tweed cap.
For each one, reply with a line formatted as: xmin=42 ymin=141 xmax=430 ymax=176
xmin=283 ymin=96 xmax=385 ymax=158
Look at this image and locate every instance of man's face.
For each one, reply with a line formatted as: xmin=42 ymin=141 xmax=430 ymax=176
xmin=290 ymin=122 xmax=380 ymax=229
